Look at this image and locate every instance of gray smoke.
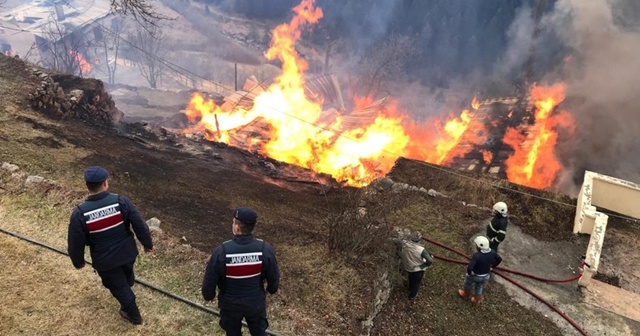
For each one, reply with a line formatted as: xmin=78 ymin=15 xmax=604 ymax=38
xmin=544 ymin=0 xmax=640 ymax=189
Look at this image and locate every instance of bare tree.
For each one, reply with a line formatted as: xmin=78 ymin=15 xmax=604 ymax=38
xmin=40 ymin=20 xmax=91 ymax=77
xmin=126 ymin=24 xmax=166 ymax=88
xmin=355 ymin=35 xmax=418 ymax=97
xmin=94 ymin=17 xmax=128 ymax=85
xmin=110 ymin=0 xmax=166 ymax=26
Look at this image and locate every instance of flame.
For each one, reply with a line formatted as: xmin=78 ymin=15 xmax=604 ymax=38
xmin=183 ymin=0 xmax=493 ymax=186
xmin=412 ymin=96 xmax=486 ymax=164
xmin=481 ymin=150 xmax=493 ymax=164
xmin=503 ymin=83 xmax=575 ymax=189
xmin=69 ymin=50 xmax=91 ymax=74
xmin=185 ymin=0 xmax=415 ymax=186
xmin=471 ymin=97 xmax=480 ymax=110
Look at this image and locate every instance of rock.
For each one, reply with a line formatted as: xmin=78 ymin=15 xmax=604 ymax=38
xmin=148 ymin=219 xmax=163 ymax=233
xmin=427 ymin=189 xmax=439 ymax=197
xmin=467 ymin=203 xmax=478 ymax=208
xmin=409 ymin=185 xmax=419 ymax=191
xmin=146 ymin=217 xmax=161 ymax=228
xmin=263 ymin=161 xmax=276 ymax=173
xmin=212 ymin=153 xmax=222 ymax=160
xmin=69 ymin=89 xmax=84 ymax=101
xmin=391 ymin=183 xmax=410 ymax=192
xmin=357 ymin=207 xmax=367 ymax=218
xmin=39 ymin=73 xmax=48 ymax=79
xmin=1 ymin=162 xmax=20 ymax=172
xmin=370 ymin=177 xmax=395 ymax=191
xmin=24 ymin=175 xmax=57 ymax=187
xmin=419 ymin=187 xmax=428 ymax=193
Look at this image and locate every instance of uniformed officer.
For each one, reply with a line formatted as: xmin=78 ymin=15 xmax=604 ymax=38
xmin=67 ymin=166 xmax=154 ymax=325
xmin=486 ymin=202 xmax=508 ymax=251
xmin=202 ymin=207 xmax=280 ymax=336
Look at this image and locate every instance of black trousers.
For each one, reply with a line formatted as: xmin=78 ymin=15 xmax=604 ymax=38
xmin=219 ymin=306 xmax=268 ymax=336
xmin=408 ymin=270 xmax=425 ymax=299
xmin=96 ymin=261 xmax=136 ymax=311
xmin=490 ymin=240 xmax=500 ymax=252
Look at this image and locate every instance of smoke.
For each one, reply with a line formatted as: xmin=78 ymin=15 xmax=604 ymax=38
xmin=542 ymin=0 xmax=640 ymax=187
xmin=495 ymin=5 xmax=535 ymax=79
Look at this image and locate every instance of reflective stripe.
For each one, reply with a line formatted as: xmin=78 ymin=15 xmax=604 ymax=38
xmin=489 ymin=222 xmax=506 ymax=234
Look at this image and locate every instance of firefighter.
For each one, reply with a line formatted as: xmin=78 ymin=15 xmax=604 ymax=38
xmin=457 ymin=236 xmax=502 ymax=305
xmin=486 ymin=201 xmax=508 ymax=251
xmin=67 ymin=166 xmax=154 ymax=325
xmin=202 ymin=207 xmax=280 ymax=336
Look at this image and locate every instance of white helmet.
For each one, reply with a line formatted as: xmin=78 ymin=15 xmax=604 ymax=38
xmin=474 ymin=236 xmax=490 ymax=251
xmin=493 ymin=202 xmax=508 ymax=216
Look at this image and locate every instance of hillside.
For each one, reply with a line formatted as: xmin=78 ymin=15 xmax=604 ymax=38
xmin=2 ymin=53 xmax=640 ymax=335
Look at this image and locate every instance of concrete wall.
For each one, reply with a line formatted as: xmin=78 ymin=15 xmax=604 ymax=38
xmin=573 ymin=171 xmax=640 ymax=286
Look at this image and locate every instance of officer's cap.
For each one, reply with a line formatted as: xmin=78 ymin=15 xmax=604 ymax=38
xmin=84 ymin=166 xmax=109 ymax=183
xmin=233 ymin=207 xmax=258 ymax=225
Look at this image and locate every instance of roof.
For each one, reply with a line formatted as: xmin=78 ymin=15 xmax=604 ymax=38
xmin=0 ymin=0 xmax=112 ymax=42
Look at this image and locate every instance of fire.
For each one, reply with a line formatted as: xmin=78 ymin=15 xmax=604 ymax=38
xmin=481 ymin=150 xmax=493 ymax=164
xmin=184 ymin=0 xmax=415 ymax=186
xmin=69 ymin=50 xmax=91 ymax=74
xmin=182 ymin=0 xmax=499 ymax=187
xmin=471 ymin=97 xmax=480 ymax=110
xmin=430 ymin=110 xmax=474 ymax=164
xmin=503 ymin=83 xmax=575 ymax=189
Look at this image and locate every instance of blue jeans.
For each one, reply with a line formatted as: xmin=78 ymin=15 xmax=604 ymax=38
xmin=463 ymin=274 xmax=490 ymax=295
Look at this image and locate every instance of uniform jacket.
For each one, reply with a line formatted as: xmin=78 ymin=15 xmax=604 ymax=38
xmin=202 ymin=234 xmax=280 ymax=310
xmin=67 ymin=192 xmax=153 ymax=271
xmin=486 ymin=214 xmax=508 ymax=244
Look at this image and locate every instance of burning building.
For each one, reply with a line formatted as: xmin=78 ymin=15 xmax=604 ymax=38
xmin=182 ymin=0 xmax=576 ymax=191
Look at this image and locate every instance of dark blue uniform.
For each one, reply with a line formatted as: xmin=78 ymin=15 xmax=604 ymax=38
xmin=202 ymin=234 xmax=280 ymax=336
xmin=68 ymin=192 xmax=153 ymax=314
xmin=486 ymin=214 xmax=508 ymax=251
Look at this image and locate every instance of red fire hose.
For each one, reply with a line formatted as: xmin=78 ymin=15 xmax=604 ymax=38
xmin=422 ymin=237 xmax=589 ymax=336
xmin=424 ymin=237 xmax=584 ymax=283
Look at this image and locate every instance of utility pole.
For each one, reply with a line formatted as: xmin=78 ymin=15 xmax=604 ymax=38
xmin=234 ymin=62 xmax=238 ymax=91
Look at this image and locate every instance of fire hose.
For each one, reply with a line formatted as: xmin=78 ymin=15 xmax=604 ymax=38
xmin=422 ymin=237 xmax=589 ymax=336
xmin=0 ymin=227 xmax=285 ymax=336
xmin=0 ymin=224 xmax=590 ymax=335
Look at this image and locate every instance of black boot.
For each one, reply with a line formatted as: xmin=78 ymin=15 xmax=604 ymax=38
xmin=119 ymin=302 xmax=142 ymax=325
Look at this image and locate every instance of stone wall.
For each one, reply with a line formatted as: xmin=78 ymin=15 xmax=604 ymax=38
xmin=26 ymin=67 xmax=123 ymax=126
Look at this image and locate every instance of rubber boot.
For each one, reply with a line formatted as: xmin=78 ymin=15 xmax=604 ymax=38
xmin=470 ymin=294 xmax=484 ymax=306
xmin=120 ymin=301 xmax=143 ymax=325
xmin=457 ymin=289 xmax=470 ymax=299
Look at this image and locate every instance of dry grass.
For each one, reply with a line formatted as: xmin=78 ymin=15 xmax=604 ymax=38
xmin=0 ymin=233 xmax=222 ymax=335
xmin=0 ymin=177 xmax=227 ymax=335
xmin=0 ymin=56 xmax=229 ymax=335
